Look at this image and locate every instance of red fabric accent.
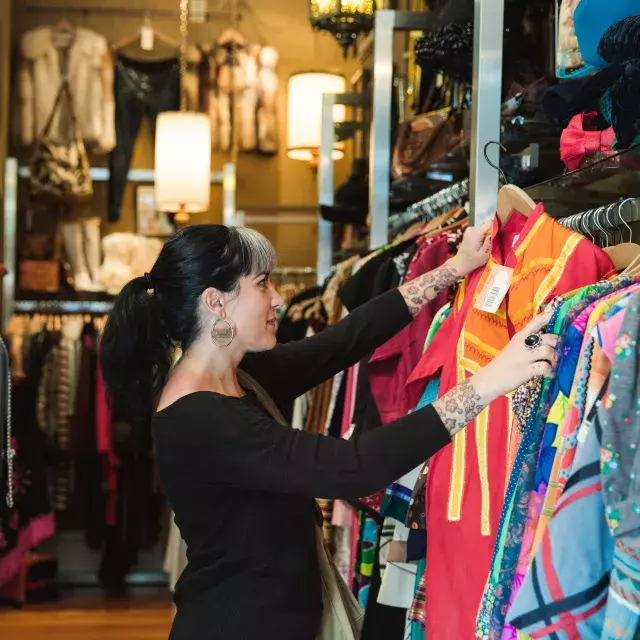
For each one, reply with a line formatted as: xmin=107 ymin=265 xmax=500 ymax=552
xmin=369 ymin=236 xmax=449 ymax=424
xmin=95 ymin=345 xmax=120 ymax=527
xmin=560 ymin=112 xmax=615 ymax=171
xmin=554 ymin=482 xmax=602 ymax=517
xmin=541 ymin=529 xmax=581 ymax=639
xmin=0 ymin=512 xmax=56 ymax=587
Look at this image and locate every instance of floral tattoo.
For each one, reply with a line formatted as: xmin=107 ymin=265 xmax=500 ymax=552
xmin=400 ymin=266 xmax=459 ymax=317
xmin=433 ymin=379 xmax=487 ymax=437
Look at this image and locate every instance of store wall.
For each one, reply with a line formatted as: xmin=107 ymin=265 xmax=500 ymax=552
xmin=11 ymin=0 xmax=357 ymax=268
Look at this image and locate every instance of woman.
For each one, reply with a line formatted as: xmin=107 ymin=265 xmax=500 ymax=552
xmin=100 ymin=223 xmax=555 ymax=639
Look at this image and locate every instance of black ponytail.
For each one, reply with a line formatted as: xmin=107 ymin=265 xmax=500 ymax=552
xmin=100 ymin=275 xmax=172 ymax=421
xmin=100 ymin=225 xmax=276 ymax=421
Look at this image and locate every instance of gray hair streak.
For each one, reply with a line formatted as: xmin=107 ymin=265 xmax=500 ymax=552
xmin=231 ymin=226 xmax=277 ymax=276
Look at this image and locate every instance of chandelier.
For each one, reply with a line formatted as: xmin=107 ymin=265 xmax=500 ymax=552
xmin=309 ymin=0 xmax=377 ymax=57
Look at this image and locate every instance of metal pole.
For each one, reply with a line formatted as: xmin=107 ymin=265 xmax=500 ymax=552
xmin=3 ymin=159 xmax=17 ymax=330
xmin=469 ymin=0 xmax=505 ymax=223
xmin=222 ymin=162 xmax=237 ymax=227
xmin=317 ymin=93 xmax=336 ymax=285
xmin=369 ymin=11 xmax=436 ymax=249
xmin=369 ymin=10 xmax=395 ymax=249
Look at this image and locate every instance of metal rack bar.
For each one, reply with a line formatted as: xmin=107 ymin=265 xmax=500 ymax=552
xmin=21 ymin=2 xmax=235 ymax=22
xmin=469 ymin=0 xmax=505 ymax=223
xmin=557 ymin=199 xmax=640 ymax=232
xmin=318 ymin=91 xmax=369 ymax=286
xmin=3 ymin=159 xmax=17 ymax=330
xmin=272 ymin=267 xmax=317 ymax=276
xmin=18 ymin=166 xmax=224 ymax=184
xmin=388 ymin=179 xmax=469 ymax=233
xmin=13 ymin=300 xmax=114 ymax=314
xmin=369 ymin=11 xmax=436 ymax=249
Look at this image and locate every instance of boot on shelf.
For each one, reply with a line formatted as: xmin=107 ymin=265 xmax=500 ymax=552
xmin=82 ymin=217 xmax=104 ymax=291
xmin=60 ymin=220 xmax=102 ymax=292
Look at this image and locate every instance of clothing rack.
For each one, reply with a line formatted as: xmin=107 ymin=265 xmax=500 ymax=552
xmin=12 ymin=300 xmax=114 ymax=314
xmin=388 ymin=179 xmax=469 ymax=234
xmin=557 ymin=198 xmax=640 ymax=234
xmin=271 ymin=267 xmax=317 ymax=277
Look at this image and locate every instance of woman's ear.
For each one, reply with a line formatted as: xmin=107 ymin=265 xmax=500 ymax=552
xmin=202 ymin=287 xmax=226 ymax=318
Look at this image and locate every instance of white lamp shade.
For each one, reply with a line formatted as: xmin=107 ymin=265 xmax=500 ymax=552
xmin=287 ymin=72 xmax=347 ymax=162
xmin=155 ymin=112 xmax=211 ymax=213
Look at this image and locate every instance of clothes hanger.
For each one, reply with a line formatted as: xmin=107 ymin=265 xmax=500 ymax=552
xmin=111 ymin=13 xmax=180 ymax=62
xmin=484 ymin=141 xmax=537 ymax=225
xmin=607 ymin=199 xmax=640 ymax=275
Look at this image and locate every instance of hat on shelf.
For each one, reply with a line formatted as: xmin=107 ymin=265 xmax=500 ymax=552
xmin=574 ymin=0 xmax=638 ymax=69
xmin=597 ymin=15 xmax=640 ymax=149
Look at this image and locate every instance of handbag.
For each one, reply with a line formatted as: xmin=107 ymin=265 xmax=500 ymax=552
xmin=237 ymin=369 xmax=364 ymax=639
xmin=29 ymin=80 xmax=93 ymax=204
xmin=391 ymin=107 xmax=468 ymax=180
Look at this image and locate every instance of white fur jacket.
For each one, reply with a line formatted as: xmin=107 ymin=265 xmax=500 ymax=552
xmin=19 ymin=26 xmax=116 ymax=153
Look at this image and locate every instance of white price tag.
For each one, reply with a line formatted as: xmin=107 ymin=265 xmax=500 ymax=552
xmin=474 ymin=265 xmax=514 ymax=314
xmin=140 ymin=26 xmax=154 ymax=51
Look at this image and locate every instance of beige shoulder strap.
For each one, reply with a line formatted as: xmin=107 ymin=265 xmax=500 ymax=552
xmin=237 ymin=369 xmax=287 ymax=426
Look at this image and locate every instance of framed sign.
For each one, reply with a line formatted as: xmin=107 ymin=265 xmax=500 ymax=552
xmin=136 ymin=185 xmax=175 ymax=237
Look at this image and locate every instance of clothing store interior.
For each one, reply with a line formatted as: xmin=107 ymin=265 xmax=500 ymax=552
xmin=2 ymin=0 xmax=640 ymax=638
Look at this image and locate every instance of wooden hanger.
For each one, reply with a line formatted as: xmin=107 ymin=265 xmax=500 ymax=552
xmin=484 ymin=142 xmax=537 ymax=224
xmin=111 ymin=14 xmax=179 ymax=62
xmin=600 ymin=200 xmax=640 ymax=274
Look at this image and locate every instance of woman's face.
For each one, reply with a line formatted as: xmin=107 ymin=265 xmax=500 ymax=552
xmin=225 ymin=272 xmax=283 ymax=353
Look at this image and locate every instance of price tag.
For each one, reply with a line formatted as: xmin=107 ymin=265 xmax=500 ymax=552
xmin=474 ymin=265 xmax=513 ymax=314
xmin=140 ymin=26 xmax=154 ymax=51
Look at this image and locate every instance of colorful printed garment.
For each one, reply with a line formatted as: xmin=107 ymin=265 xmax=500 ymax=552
xmin=600 ymin=292 xmax=640 ymax=639
xmin=406 ymin=205 xmax=614 ymax=640
xmin=506 ymin=300 xmax=637 ymax=639
xmin=478 ymin=282 xmax=620 ymax=640
xmin=500 ymin=282 xmax=636 ymax=638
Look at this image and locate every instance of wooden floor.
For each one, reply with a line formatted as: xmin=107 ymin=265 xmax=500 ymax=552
xmin=0 ymin=592 xmax=174 ymax=640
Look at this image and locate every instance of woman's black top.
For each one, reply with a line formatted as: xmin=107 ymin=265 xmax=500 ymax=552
xmin=152 ymin=288 xmax=452 ymax=639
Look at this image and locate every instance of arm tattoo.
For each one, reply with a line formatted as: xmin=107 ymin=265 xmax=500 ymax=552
xmin=433 ymin=379 xmax=487 ymax=438
xmin=399 ymin=266 xmax=459 ymax=317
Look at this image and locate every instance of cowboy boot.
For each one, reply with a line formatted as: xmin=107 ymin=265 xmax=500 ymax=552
xmin=60 ymin=221 xmax=100 ymax=292
xmin=82 ymin=217 xmax=104 ymax=291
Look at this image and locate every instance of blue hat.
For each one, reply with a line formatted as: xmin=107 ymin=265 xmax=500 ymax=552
xmin=574 ymin=0 xmax=638 ymax=69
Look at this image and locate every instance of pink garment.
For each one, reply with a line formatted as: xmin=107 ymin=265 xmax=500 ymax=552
xmin=368 ymin=236 xmax=449 ymax=424
xmin=0 ymin=513 xmax=55 ymax=587
xmin=95 ymin=346 xmax=120 ymax=527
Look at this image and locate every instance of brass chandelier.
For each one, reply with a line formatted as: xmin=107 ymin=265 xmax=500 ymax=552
xmin=309 ymin=0 xmax=377 ymax=57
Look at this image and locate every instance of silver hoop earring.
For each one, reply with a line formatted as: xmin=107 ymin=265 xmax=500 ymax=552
xmin=211 ymin=317 xmax=236 ymax=348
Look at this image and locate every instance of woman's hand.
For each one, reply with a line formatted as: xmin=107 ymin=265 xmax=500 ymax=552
xmin=473 ymin=312 xmax=557 ymax=400
xmin=448 ymin=220 xmax=493 ymax=277
xmin=433 ymin=313 xmax=556 ymax=438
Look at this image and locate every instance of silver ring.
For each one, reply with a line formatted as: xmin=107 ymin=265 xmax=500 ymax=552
xmin=524 ymin=333 xmax=542 ymax=350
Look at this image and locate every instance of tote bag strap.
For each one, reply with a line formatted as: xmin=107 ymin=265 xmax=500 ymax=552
xmin=237 ymin=369 xmax=287 ymax=426
xmin=40 ymin=79 xmax=80 ymax=141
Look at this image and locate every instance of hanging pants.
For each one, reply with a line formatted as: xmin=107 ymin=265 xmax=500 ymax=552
xmin=108 ymin=55 xmax=180 ymax=221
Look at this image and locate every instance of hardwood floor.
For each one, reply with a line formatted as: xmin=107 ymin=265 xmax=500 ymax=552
xmin=0 ymin=591 xmax=173 ymax=640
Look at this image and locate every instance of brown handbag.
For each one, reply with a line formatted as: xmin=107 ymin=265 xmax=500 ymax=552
xmin=391 ymin=107 xmax=468 ymax=180
xmin=29 ymin=80 xmax=93 ymax=204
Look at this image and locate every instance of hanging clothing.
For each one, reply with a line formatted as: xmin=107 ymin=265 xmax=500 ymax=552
xmin=505 ymin=298 xmax=636 ymax=639
xmin=108 ymin=55 xmax=179 ymax=221
xmin=406 ymin=204 xmax=615 ymax=640
xmin=19 ymin=26 xmax=116 ymax=152
xmin=368 ymin=235 xmax=449 ymax=424
xmin=478 ymin=279 xmax=630 ymax=639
